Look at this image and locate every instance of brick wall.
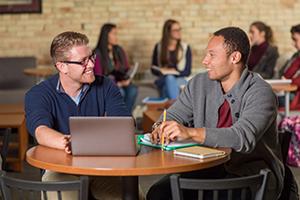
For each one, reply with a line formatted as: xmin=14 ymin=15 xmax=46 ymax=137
xmin=0 ymin=0 xmax=299 ymax=71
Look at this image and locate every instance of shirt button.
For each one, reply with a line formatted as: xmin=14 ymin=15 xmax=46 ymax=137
xmin=235 ymin=113 xmax=239 ymax=118
xmin=231 ymin=99 xmax=235 ymax=104
xmin=227 ymin=94 xmax=232 ymax=98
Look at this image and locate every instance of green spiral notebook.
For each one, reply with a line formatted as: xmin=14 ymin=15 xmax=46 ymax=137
xmin=137 ymin=133 xmax=198 ymax=151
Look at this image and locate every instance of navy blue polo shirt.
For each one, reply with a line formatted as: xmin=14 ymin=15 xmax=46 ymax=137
xmin=25 ymin=74 xmax=130 ymax=137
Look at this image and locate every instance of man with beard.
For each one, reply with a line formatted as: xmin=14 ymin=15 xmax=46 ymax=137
xmin=147 ymin=27 xmax=284 ymax=200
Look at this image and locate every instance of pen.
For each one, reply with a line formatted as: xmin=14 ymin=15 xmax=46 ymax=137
xmin=161 ymin=109 xmax=167 ymax=150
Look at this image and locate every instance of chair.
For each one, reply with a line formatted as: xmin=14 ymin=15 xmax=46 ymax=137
xmin=278 ymin=130 xmax=292 ymax=163
xmin=278 ymin=130 xmax=299 ymax=200
xmin=0 ymin=171 xmax=89 ymax=200
xmin=0 ymin=129 xmax=10 ymax=170
xmin=170 ymin=169 xmax=270 ymax=200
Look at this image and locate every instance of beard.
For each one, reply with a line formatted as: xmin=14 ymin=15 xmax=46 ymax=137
xmin=80 ymin=71 xmax=95 ymax=84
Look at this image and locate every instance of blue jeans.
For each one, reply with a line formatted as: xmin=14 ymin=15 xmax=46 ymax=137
xmin=119 ymin=83 xmax=138 ymax=112
xmin=155 ymin=75 xmax=187 ymax=99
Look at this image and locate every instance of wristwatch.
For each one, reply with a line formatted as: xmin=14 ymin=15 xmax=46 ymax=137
xmin=152 ymin=121 xmax=162 ymax=131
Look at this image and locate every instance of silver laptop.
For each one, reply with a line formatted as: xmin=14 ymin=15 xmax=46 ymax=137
xmin=69 ymin=116 xmax=137 ymax=156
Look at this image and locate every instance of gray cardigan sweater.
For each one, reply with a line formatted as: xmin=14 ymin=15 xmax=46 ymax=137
xmin=164 ymin=69 xmax=284 ymax=198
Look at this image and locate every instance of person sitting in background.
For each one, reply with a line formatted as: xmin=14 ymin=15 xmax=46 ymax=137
xmin=94 ymin=23 xmax=138 ymax=112
xmin=151 ymin=19 xmax=192 ymax=100
xmin=247 ymin=21 xmax=279 ymax=79
xmin=280 ymin=24 xmax=300 ymax=109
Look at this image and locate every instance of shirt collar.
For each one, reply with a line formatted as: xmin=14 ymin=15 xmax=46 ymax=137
xmin=56 ymin=79 xmax=90 ymax=101
xmin=216 ymin=68 xmax=250 ymax=99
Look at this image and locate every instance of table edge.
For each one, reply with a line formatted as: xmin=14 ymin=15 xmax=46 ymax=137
xmin=26 ymin=146 xmax=231 ymax=176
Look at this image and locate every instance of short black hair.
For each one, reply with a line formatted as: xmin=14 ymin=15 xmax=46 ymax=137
xmin=214 ymin=27 xmax=250 ymax=65
xmin=291 ymin=24 xmax=300 ymax=34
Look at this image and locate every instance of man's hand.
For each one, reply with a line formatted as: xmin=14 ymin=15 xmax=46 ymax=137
xmin=63 ymin=135 xmax=72 ymax=154
xmin=150 ymin=121 xmax=191 ymax=145
xmin=160 ymin=121 xmax=192 ymax=144
xmin=150 ymin=121 xmax=206 ymax=145
xmin=35 ymin=126 xmax=73 ymax=154
xmin=150 ymin=126 xmax=161 ymax=144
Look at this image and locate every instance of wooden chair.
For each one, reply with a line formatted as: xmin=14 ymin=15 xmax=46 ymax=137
xmin=170 ymin=169 xmax=270 ymax=200
xmin=0 ymin=171 xmax=89 ymax=200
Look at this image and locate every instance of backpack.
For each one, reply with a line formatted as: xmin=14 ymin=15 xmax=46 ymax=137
xmin=279 ymin=115 xmax=300 ymax=167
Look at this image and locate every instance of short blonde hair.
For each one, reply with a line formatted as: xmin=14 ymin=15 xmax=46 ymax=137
xmin=50 ymin=31 xmax=89 ymax=64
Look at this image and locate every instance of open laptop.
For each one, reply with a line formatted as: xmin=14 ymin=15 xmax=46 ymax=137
xmin=69 ymin=116 xmax=138 ymax=156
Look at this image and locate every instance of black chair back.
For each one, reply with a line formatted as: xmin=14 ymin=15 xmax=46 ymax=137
xmin=278 ymin=130 xmax=292 ymax=163
xmin=0 ymin=171 xmax=88 ymax=200
xmin=170 ymin=169 xmax=270 ymax=200
xmin=0 ymin=129 xmax=10 ymax=170
xmin=278 ymin=130 xmax=299 ymax=200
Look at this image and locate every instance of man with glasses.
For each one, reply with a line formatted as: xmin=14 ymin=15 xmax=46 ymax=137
xmin=25 ymin=31 xmax=133 ymax=200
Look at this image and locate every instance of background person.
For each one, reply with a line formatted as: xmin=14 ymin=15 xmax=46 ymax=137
xmin=280 ymin=24 xmax=300 ymax=109
xmin=94 ymin=23 xmax=138 ymax=112
xmin=151 ymin=19 xmax=192 ymax=99
xmin=247 ymin=21 xmax=279 ymax=79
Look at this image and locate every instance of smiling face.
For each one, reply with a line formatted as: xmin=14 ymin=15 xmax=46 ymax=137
xmin=202 ymin=36 xmax=236 ymax=82
xmin=292 ymin=32 xmax=300 ymax=50
xmin=60 ymin=45 xmax=95 ymax=84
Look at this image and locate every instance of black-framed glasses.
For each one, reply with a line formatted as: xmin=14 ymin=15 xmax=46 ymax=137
xmin=61 ymin=52 xmax=96 ymax=67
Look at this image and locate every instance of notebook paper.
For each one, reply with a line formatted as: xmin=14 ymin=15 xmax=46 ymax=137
xmin=137 ymin=133 xmax=198 ymax=151
xmin=174 ymin=146 xmax=226 ymax=159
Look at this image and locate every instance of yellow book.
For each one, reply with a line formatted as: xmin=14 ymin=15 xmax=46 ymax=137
xmin=174 ymin=146 xmax=226 ymax=159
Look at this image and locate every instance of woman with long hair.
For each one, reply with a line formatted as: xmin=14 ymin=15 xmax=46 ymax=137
xmin=94 ymin=23 xmax=137 ymax=112
xmin=248 ymin=21 xmax=279 ymax=78
xmin=151 ymin=19 xmax=192 ymax=99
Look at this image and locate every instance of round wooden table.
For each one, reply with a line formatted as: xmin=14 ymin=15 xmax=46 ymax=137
xmin=27 ymin=145 xmax=231 ymax=200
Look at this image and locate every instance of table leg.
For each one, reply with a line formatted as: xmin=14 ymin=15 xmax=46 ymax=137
xmin=122 ymin=176 xmax=139 ymax=200
xmin=18 ymin=118 xmax=28 ymax=172
xmin=285 ymin=91 xmax=290 ymax=116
